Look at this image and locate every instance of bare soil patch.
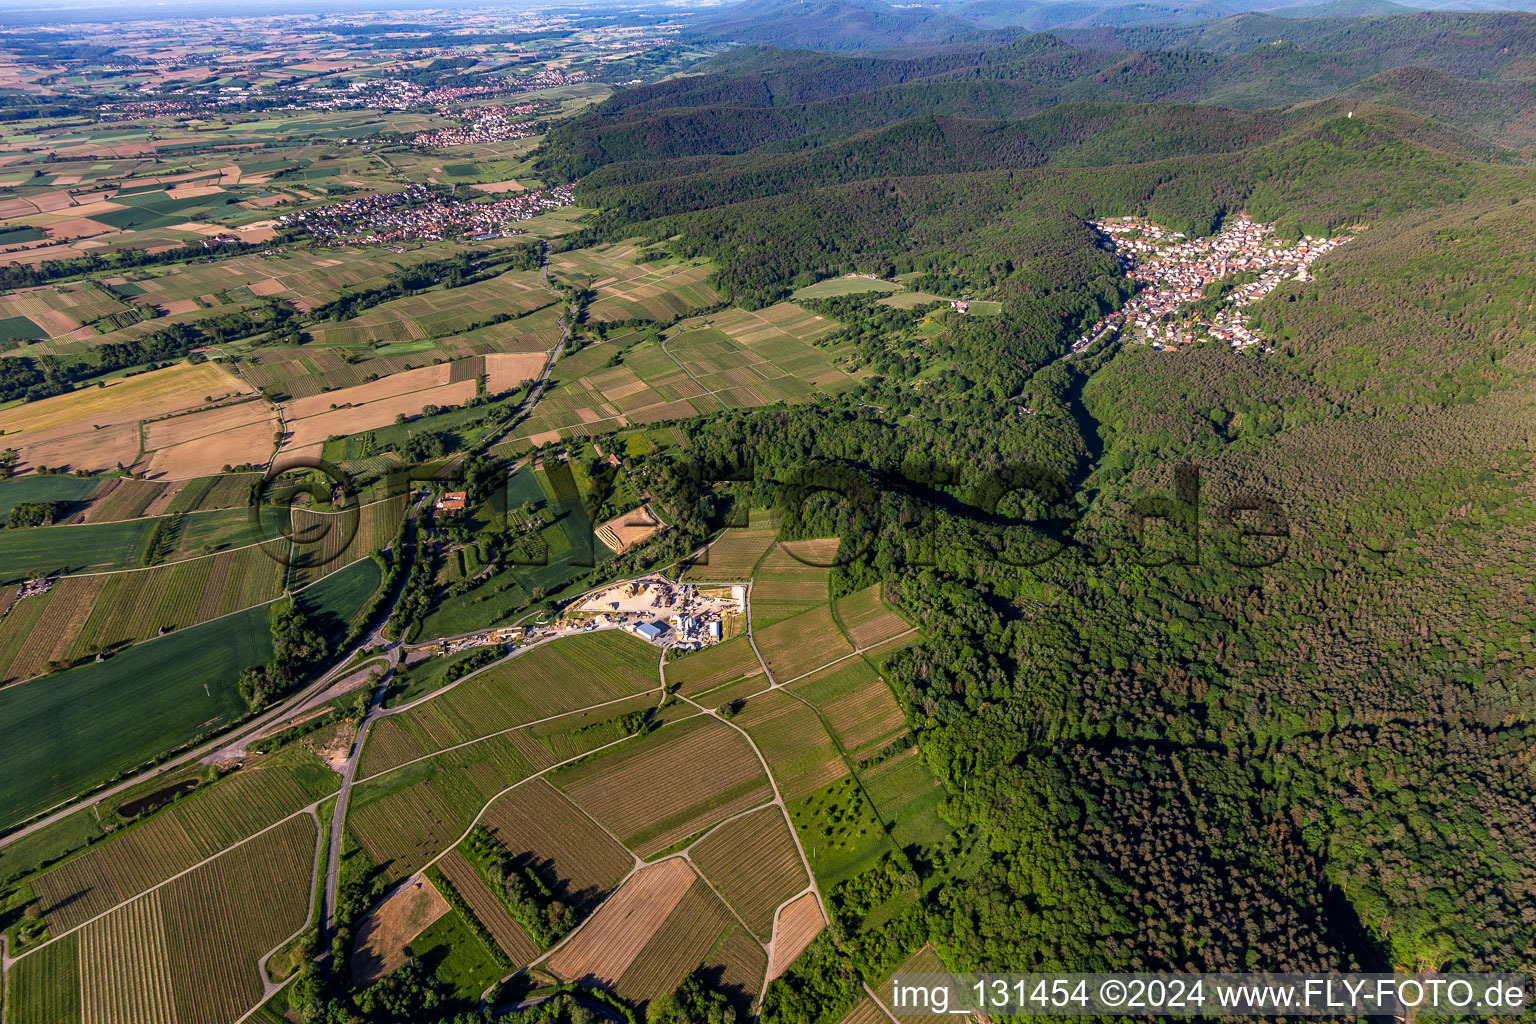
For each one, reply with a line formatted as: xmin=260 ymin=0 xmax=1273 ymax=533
xmin=350 ymin=873 xmax=451 ymax=989
xmin=485 ymin=352 xmax=546 ymax=394
xmin=596 ymin=506 xmax=662 ymax=554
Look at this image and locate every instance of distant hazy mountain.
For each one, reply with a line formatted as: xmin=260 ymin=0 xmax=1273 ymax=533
xmin=686 ymin=0 xmax=1536 ymax=49
xmin=1266 ymin=0 xmax=1416 ymax=14
xmin=682 ymin=0 xmax=998 ymax=50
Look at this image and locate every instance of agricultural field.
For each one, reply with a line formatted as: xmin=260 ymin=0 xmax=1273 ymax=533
xmin=680 ymin=527 xmax=779 ymax=582
xmin=7 ymin=814 xmax=317 ymax=1024
xmin=664 ymin=636 xmax=765 ymax=697
xmin=873 ymin=946 xmax=952 ymax=1024
xmin=836 ymin=998 xmax=892 ymax=1024
xmin=437 ymin=302 xmax=566 ymax=359
xmin=478 ymin=778 xmax=635 ymax=915
xmin=347 ymin=734 xmax=539 ymax=883
xmin=289 ymin=495 xmax=404 ymax=589
xmin=500 ymin=302 xmax=854 ymax=451
xmin=0 ymin=809 xmax=102 ymax=888
xmin=833 ymin=583 xmax=913 ymax=649
xmin=117 ymin=244 xmax=480 ymax=312
xmin=790 ymin=276 xmax=904 ymax=301
xmin=766 ymin=892 xmax=825 ymax=981
xmin=307 ymin=267 xmax=552 ymax=347
xmin=161 ymin=473 xmax=264 ymax=514
xmin=437 ymin=848 xmax=539 ymax=965
xmin=4 ymin=932 xmax=79 ymax=1024
xmin=859 ymin=747 xmax=950 ymax=853
xmin=790 ymin=660 xmax=908 ymax=761
xmin=0 ymin=281 xmax=140 ymax=342
xmin=24 ymin=744 xmax=333 ymax=935
xmin=754 ymin=603 xmax=856 ymax=683
xmin=521 ymin=690 xmax=665 ymax=763
xmin=610 ymin=875 xmax=738 ymax=1007
xmin=78 ymin=479 xmax=166 ymax=523
xmin=0 ymin=543 xmax=286 ymax=683
xmin=0 ymin=476 xmax=102 ymax=523
xmin=138 ymin=398 xmax=281 ymax=480
xmin=546 ymin=856 xmax=748 ymax=1009
xmin=0 ymin=515 xmax=158 ymax=583
xmin=349 ymin=872 xmax=449 ymax=989
xmin=0 ymin=602 xmax=270 ymax=825
xmin=689 ymin=806 xmax=809 ymax=940
xmin=750 ymin=540 xmax=836 ymax=627
xmin=360 ymin=630 xmax=657 ymax=776
xmin=548 ymin=241 xmax=722 ymax=323
xmin=705 ymin=925 xmax=772 ymax=1016
xmin=281 ymin=362 xmax=479 ymax=452
xmin=393 ymin=901 xmax=507 ymax=1008
xmin=162 ymin=505 xmax=270 ymax=559
xmin=384 ymin=646 xmax=501 ymax=709
xmin=733 ymin=689 xmax=849 ymax=803
xmin=0 ymin=555 xmax=381 ymax=827
xmin=3 ymin=361 xmax=252 ymax=477
xmin=787 ymin=776 xmax=891 ymax=888
xmin=553 ymin=715 xmax=772 ymax=858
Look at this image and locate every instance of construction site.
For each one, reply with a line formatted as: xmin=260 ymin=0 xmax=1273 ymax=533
xmin=570 ymin=574 xmax=745 ymax=650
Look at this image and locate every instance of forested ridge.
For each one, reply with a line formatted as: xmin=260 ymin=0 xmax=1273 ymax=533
xmin=530 ymin=18 xmax=1536 ymax=1018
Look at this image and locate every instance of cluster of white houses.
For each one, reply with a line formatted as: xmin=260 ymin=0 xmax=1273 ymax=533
xmin=1075 ymin=216 xmax=1351 ymax=353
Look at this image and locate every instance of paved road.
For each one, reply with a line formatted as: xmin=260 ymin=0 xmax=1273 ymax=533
xmin=0 ymin=490 xmax=429 ymax=854
xmin=316 ymin=622 xmax=614 ymax=943
xmin=319 ymin=648 xmax=397 ymax=943
xmin=0 ymin=631 xmax=391 ymax=853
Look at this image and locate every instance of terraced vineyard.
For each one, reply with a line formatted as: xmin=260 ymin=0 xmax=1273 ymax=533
xmin=680 ymin=528 xmax=779 ymax=581
xmin=664 ymin=636 xmax=765 ymax=697
xmin=28 ymin=751 xmax=331 ymax=934
xmin=437 ymin=849 xmax=539 ymax=964
xmin=690 ymin=806 xmax=810 ymax=939
xmin=479 ymin=778 xmax=634 ymax=914
xmin=791 ymin=660 xmax=908 ymax=759
xmin=734 ymin=690 xmax=848 ymax=802
xmin=9 ymin=814 xmax=316 ymax=1024
xmin=554 ymin=716 xmax=772 ymax=858
xmin=5 ymin=933 xmax=80 ymax=1024
xmin=832 ymin=583 xmax=911 ymax=648
xmin=754 ymin=603 xmax=856 ymax=683
xmin=358 ymin=630 xmax=658 ymax=775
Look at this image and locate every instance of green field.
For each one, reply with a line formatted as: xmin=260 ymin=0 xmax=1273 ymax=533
xmin=859 ymin=751 xmax=950 ymax=853
xmin=405 ymin=904 xmax=505 ymax=1008
xmin=0 ymin=226 xmax=44 ymax=244
xmin=297 ymin=555 xmax=384 ymax=639
xmin=0 ymin=809 xmax=102 ymax=886
xmin=384 ymin=647 xmax=493 ymax=708
xmin=0 ymin=517 xmax=158 ymax=584
xmin=787 ymin=775 xmax=890 ymax=888
xmin=0 ymin=477 xmax=101 ymax=522
xmin=0 ymin=315 xmax=46 ymax=341
xmin=164 ymin=506 xmax=265 ymax=559
xmin=6 ymin=930 xmax=79 ymax=1024
xmin=0 ymin=603 xmax=270 ymax=827
xmin=0 ymin=556 xmax=383 ymax=827
xmin=791 ymin=277 xmax=903 ymax=300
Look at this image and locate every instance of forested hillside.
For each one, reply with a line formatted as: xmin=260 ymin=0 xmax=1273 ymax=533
xmin=533 ymin=18 xmax=1536 ymax=1017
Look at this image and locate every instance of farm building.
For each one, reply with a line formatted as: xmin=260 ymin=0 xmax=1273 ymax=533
xmin=436 ymin=490 xmax=468 ymax=514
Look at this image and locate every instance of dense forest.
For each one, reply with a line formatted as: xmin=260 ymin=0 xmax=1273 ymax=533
xmin=529 ymin=14 xmax=1536 ymax=1018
